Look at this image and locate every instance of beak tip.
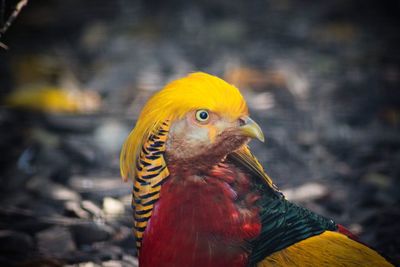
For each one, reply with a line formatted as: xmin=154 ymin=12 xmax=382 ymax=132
xmin=239 ymin=116 xmax=265 ymax=143
xmin=255 ymin=131 xmax=265 ymax=143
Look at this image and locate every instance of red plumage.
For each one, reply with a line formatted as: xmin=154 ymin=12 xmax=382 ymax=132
xmin=139 ymin=163 xmax=261 ymax=267
xmin=337 ymin=224 xmax=360 ymax=242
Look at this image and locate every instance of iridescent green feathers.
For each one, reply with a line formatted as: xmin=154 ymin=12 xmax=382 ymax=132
xmin=247 ymin=193 xmax=338 ymax=265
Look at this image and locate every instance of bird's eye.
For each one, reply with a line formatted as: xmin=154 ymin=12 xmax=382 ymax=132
xmin=195 ymin=110 xmax=209 ymax=122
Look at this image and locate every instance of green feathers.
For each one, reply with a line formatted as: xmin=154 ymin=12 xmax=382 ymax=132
xmin=248 ymin=190 xmax=337 ymax=265
xmin=227 ymin=147 xmax=337 ymax=264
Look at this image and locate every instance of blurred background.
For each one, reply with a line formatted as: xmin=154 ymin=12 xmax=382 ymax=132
xmin=0 ymin=0 xmax=399 ymax=266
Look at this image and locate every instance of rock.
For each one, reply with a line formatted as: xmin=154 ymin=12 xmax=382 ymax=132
xmin=0 ymin=230 xmax=34 ymax=254
xmin=276 ymin=63 xmax=310 ymax=101
xmin=296 ymin=131 xmax=317 ymax=147
xmin=64 ymin=201 xmax=90 ymax=219
xmin=363 ymin=173 xmax=391 ymax=189
xmin=119 ymin=194 xmax=132 ymax=206
xmin=247 ymin=92 xmax=275 ymax=111
xmin=121 ymin=255 xmax=139 ymax=267
xmin=348 ymin=223 xmax=363 ymax=236
xmin=93 ymin=120 xmax=130 ymax=155
xmin=103 ymin=197 xmax=125 ymax=217
xmin=36 ymin=226 xmax=76 ymax=256
xmin=7 ymin=258 xmax=64 ymax=267
xmin=102 ymin=260 xmax=123 ymax=267
xmin=78 ymin=243 xmax=123 ymax=262
xmin=282 ymin=182 xmax=328 ymax=202
xmin=210 ymin=19 xmax=246 ymax=43
xmin=78 ymin=263 xmax=101 ymax=267
xmin=80 ymin=22 xmax=109 ymax=51
xmin=26 ymin=176 xmax=81 ymax=202
xmin=64 ymin=262 xmax=101 ymax=267
xmin=111 ymin=226 xmax=135 ymax=251
xmin=69 ymin=176 xmax=130 ymax=200
xmin=70 ymin=222 xmax=114 ymax=246
xmin=374 ymin=190 xmax=397 ymax=206
xmin=224 ymin=66 xmax=286 ymax=90
xmin=92 ymin=244 xmax=123 ymax=261
xmin=81 ymin=200 xmax=104 ymax=219
xmin=61 ymin=136 xmax=99 ymax=165
xmin=49 ymin=183 xmax=81 ymax=202
xmin=0 ymin=205 xmax=55 ymax=234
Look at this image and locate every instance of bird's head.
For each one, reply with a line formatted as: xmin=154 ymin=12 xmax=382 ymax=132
xmin=120 ymin=72 xmax=264 ymax=181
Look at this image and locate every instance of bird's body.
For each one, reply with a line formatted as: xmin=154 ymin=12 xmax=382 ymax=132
xmin=140 ymin=158 xmax=261 ymax=267
xmin=121 ymin=72 xmax=393 ymax=266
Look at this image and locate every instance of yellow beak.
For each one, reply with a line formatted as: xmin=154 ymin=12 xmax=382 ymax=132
xmin=239 ymin=116 xmax=265 ymax=142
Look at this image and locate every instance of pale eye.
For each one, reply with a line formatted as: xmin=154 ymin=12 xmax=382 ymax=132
xmin=195 ymin=109 xmax=209 ymax=122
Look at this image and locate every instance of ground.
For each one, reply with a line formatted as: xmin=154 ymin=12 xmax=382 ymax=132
xmin=0 ymin=0 xmax=399 ymax=266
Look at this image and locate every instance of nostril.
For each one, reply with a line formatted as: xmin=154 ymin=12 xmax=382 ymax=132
xmin=238 ymin=117 xmax=246 ymax=126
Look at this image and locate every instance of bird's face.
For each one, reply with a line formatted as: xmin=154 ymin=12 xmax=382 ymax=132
xmin=166 ymin=109 xmax=264 ymax=162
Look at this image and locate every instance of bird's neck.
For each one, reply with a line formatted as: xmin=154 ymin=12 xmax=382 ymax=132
xmin=138 ymin=162 xmax=262 ymax=267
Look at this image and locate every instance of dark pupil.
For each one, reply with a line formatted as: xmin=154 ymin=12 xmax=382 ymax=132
xmin=199 ymin=111 xmax=208 ymax=120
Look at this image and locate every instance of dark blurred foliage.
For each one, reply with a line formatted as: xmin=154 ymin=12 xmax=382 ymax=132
xmin=0 ymin=0 xmax=399 ymax=266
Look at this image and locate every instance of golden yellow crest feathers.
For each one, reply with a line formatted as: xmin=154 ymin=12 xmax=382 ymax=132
xmin=120 ymin=72 xmax=248 ymax=181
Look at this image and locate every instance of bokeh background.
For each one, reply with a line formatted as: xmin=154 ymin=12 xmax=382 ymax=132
xmin=0 ymin=0 xmax=399 ymax=266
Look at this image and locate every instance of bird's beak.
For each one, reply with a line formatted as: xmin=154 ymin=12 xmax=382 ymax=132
xmin=239 ymin=116 xmax=265 ymax=142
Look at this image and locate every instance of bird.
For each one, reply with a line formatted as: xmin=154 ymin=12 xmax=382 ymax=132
xmin=120 ymin=72 xmax=393 ymax=267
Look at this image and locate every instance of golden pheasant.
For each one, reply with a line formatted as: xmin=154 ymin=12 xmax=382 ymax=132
xmin=120 ymin=72 xmax=393 ymax=266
